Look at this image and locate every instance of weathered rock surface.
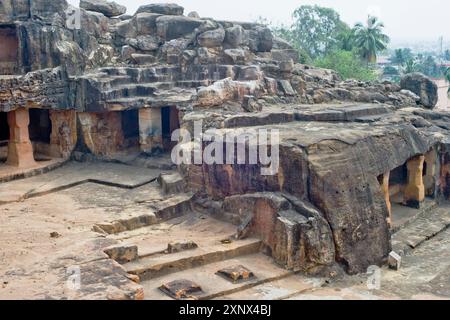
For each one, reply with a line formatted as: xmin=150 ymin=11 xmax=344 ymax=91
xmin=197 ymin=28 xmax=225 ymax=48
xmin=80 ymin=0 xmax=126 ymax=17
xmin=136 ymin=3 xmax=184 ymax=16
xmin=156 ymin=15 xmax=203 ymax=40
xmin=400 ymin=73 xmax=438 ymax=109
xmin=2 ymin=1 xmax=450 ymax=282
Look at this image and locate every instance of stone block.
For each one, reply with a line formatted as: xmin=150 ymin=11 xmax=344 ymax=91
xmin=388 ymin=251 xmax=402 ymax=270
xmin=104 ymin=245 xmax=139 ymax=264
xmin=159 ymin=279 xmax=203 ymax=300
xmin=167 ymin=240 xmax=198 ymax=254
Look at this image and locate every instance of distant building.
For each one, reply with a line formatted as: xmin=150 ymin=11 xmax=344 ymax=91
xmin=434 ymin=79 xmax=450 ymax=110
xmin=377 ymin=56 xmax=392 ymax=66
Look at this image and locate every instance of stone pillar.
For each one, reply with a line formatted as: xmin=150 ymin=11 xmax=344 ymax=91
xmin=380 ymin=172 xmax=392 ymax=226
xmin=6 ymin=108 xmax=36 ymax=168
xmin=404 ymin=155 xmax=425 ymax=208
xmin=423 ymin=149 xmax=437 ymax=197
xmin=139 ymin=108 xmax=162 ymax=153
xmin=49 ymin=110 xmax=77 ymax=159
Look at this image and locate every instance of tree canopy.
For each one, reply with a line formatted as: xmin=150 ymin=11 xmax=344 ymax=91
xmin=352 ymin=16 xmax=390 ymax=64
xmin=280 ymin=5 xmax=349 ymax=59
xmin=315 ymin=50 xmax=377 ymax=81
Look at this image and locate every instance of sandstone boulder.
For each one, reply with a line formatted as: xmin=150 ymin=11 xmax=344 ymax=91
xmin=187 ymin=11 xmax=200 ymax=19
xmin=136 ymin=3 xmax=184 ymax=16
xmin=80 ymin=0 xmax=126 ymax=18
xmin=127 ymin=35 xmax=161 ymax=51
xmin=224 ymin=49 xmax=250 ymax=65
xmin=400 ymin=73 xmax=438 ymax=109
xmin=225 ymin=25 xmax=247 ymax=48
xmin=156 ymin=16 xmax=203 ymax=40
xmin=273 ymin=37 xmax=294 ymax=50
xmin=31 ymin=0 xmax=68 ymax=21
xmin=197 ymin=28 xmax=225 ymax=48
xmin=134 ymin=12 xmax=161 ymax=35
xmin=256 ymin=27 xmax=273 ymax=52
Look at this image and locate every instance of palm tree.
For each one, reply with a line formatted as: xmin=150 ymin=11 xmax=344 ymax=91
xmin=352 ymin=16 xmax=390 ymax=64
xmin=394 ymin=49 xmax=405 ymax=66
xmin=404 ymin=58 xmax=418 ymax=74
xmin=336 ymin=29 xmax=354 ymax=51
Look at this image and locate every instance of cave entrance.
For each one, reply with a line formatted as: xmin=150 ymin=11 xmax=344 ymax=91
xmin=380 ymin=152 xmax=436 ymax=229
xmin=388 ymin=163 xmax=408 ymax=205
xmin=0 ymin=25 xmax=19 ymax=75
xmin=0 ymin=112 xmax=9 ymax=164
xmin=161 ymin=106 xmax=180 ymax=152
xmin=29 ymin=109 xmax=52 ymax=161
xmin=121 ymin=109 xmax=140 ymax=150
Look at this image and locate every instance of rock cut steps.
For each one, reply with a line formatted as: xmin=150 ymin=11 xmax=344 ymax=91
xmin=77 ymin=63 xmax=242 ymax=110
xmin=139 ymin=253 xmax=322 ymax=300
xmin=92 ymin=170 xmax=193 ymax=234
xmin=105 ymin=212 xmax=325 ymax=300
xmin=124 ymin=238 xmax=262 ymax=281
xmin=93 ymin=190 xmax=194 ymax=234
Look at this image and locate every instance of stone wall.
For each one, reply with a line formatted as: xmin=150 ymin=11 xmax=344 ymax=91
xmin=77 ymin=112 xmax=124 ymax=157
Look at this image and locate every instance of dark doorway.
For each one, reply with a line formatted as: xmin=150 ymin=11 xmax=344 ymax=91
xmin=389 ymin=163 xmax=408 ymax=204
xmin=0 ymin=25 xmax=19 ymax=75
xmin=29 ymin=109 xmax=52 ymax=160
xmin=121 ymin=110 xmax=140 ymax=149
xmin=161 ymin=106 xmax=180 ymax=151
xmin=0 ymin=112 xmax=8 ymax=163
xmin=0 ymin=112 xmax=8 ymax=142
xmin=29 ymin=109 xmax=51 ymax=143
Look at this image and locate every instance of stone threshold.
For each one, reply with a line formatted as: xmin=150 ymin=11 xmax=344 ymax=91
xmin=0 ymin=158 xmax=67 ymax=184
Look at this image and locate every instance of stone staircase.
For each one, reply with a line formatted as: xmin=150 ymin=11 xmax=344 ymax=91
xmin=93 ymin=171 xmax=193 ymax=234
xmin=74 ymin=64 xmax=233 ymax=111
xmin=103 ymin=212 xmax=325 ymax=300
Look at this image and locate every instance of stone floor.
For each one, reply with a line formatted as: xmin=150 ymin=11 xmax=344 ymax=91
xmin=0 ymin=161 xmax=449 ymax=300
xmin=0 ymin=157 xmax=66 ymax=184
xmin=391 ymin=198 xmax=436 ymax=232
xmin=0 ymin=161 xmax=164 ymax=204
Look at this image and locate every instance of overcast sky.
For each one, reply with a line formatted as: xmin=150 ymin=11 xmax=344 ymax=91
xmin=67 ymin=0 xmax=450 ymax=42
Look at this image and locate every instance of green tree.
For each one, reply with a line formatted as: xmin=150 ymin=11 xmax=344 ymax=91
xmin=336 ymin=29 xmax=355 ymax=51
xmin=287 ymin=5 xmax=350 ymax=58
xmin=383 ymin=65 xmax=399 ymax=75
xmin=417 ymin=55 xmax=440 ymax=77
xmin=445 ymin=50 xmax=450 ymax=61
xmin=352 ymin=16 xmax=390 ymax=64
xmin=403 ymin=58 xmax=418 ymax=74
xmin=315 ymin=50 xmax=377 ymax=81
xmin=391 ymin=48 xmax=413 ymax=66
